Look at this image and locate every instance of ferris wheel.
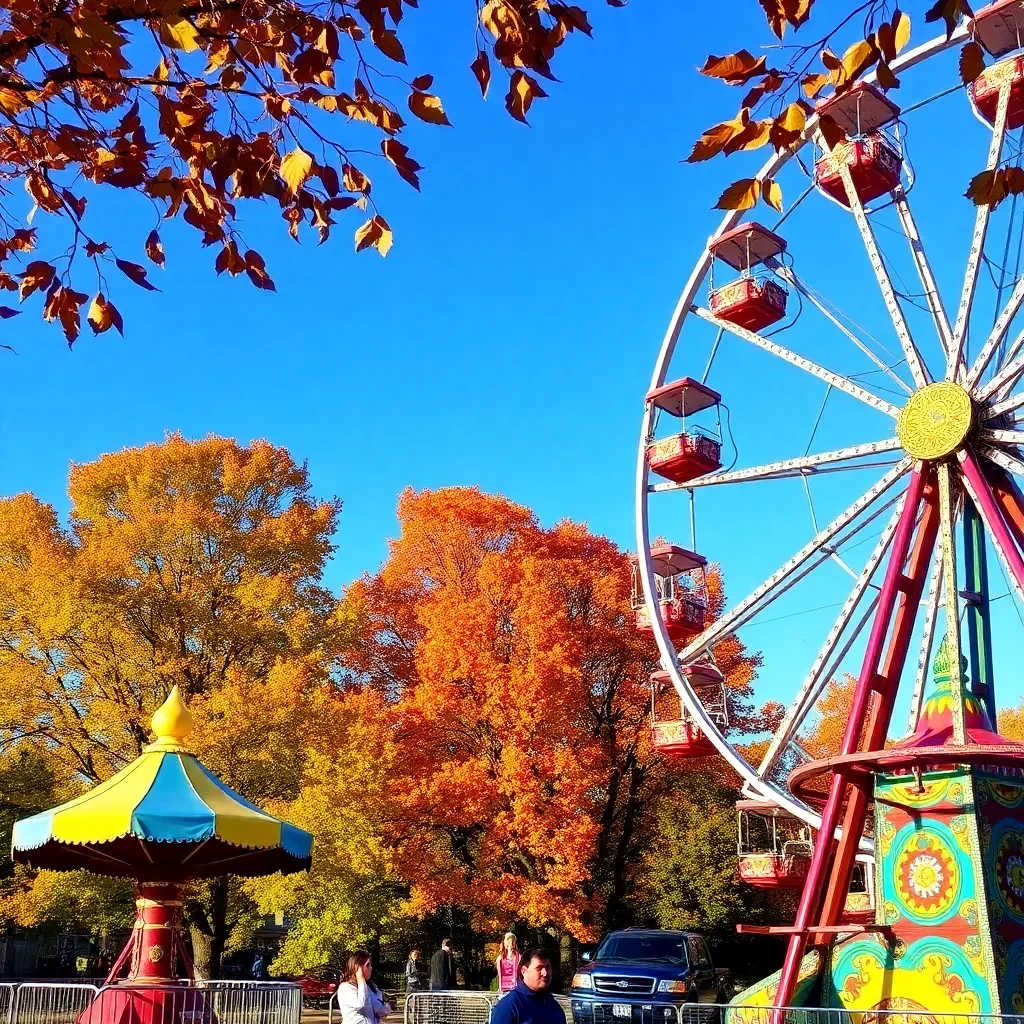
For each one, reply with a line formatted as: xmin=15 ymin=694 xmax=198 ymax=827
xmin=634 ymin=0 xmax=1024 ymax=930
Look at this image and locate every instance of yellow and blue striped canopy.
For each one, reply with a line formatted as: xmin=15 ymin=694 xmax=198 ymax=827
xmin=12 ymin=688 xmax=312 ymax=880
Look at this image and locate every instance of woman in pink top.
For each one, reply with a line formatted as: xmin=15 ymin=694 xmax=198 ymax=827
xmin=495 ymin=933 xmax=521 ymax=996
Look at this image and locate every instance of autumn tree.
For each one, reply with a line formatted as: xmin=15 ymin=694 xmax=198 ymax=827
xmin=0 ymin=0 xmax=623 ymax=343
xmin=0 ymin=433 xmax=349 ymax=974
xmin=338 ymin=486 xmax=766 ymax=944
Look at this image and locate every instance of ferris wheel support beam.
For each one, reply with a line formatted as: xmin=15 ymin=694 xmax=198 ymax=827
xmin=951 ymin=79 xmax=1012 ymax=381
xmin=817 ymin=133 xmax=929 ymax=389
xmin=960 ymin=450 xmax=1024 ymax=609
xmin=648 ymin=438 xmax=902 ymax=492
xmin=756 ymin=501 xmax=904 ymax=780
xmin=978 ymin=427 xmax=1024 ymax=446
xmin=690 ymin=306 xmax=901 ymax=417
xmin=908 ymin=543 xmax=944 ymax=732
xmin=765 ymin=259 xmax=914 ymax=394
xmin=893 ymin=187 xmax=954 ymax=358
xmin=775 ymin=464 xmax=938 ymax=1012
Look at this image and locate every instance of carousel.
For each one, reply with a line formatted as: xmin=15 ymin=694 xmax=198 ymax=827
xmin=11 ymin=687 xmax=312 ymax=1024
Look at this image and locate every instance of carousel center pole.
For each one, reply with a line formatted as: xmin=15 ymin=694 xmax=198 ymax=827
xmin=128 ymin=883 xmax=193 ymax=984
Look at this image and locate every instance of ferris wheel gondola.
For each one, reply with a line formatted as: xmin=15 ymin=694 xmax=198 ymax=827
xmin=635 ymin=0 xmax=1024 ymax=1008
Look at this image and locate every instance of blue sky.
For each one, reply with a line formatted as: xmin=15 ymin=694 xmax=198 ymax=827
xmin=3 ymin=1 xmax=1024 ymax=727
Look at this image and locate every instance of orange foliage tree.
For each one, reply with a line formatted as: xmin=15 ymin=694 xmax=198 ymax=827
xmin=0 ymin=0 xmax=623 ymax=343
xmin=343 ymin=486 xmax=766 ymax=941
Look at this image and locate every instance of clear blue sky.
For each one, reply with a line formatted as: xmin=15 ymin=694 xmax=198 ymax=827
xmin=3 ymin=1 xmax=1024 ymax=727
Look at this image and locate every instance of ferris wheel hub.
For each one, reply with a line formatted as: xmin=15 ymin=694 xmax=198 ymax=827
xmin=895 ymin=382 xmax=973 ymax=460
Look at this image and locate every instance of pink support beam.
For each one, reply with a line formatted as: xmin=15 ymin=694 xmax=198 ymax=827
xmin=960 ymin=449 xmax=1024 ymax=597
xmin=772 ymin=466 xmax=931 ymax=1015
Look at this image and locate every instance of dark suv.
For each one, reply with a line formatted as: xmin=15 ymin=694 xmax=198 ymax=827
xmin=570 ymin=930 xmax=729 ymax=1024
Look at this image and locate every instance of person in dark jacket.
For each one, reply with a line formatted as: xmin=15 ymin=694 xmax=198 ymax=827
xmin=490 ymin=949 xmax=564 ymax=1024
xmin=405 ymin=950 xmax=424 ymax=993
xmin=429 ymin=939 xmax=456 ymax=990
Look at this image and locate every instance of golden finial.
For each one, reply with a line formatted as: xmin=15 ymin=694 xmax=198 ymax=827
xmin=146 ymin=685 xmax=193 ymax=753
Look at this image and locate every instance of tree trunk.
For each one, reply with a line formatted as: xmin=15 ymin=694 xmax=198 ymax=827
xmin=186 ymin=875 xmax=231 ymax=980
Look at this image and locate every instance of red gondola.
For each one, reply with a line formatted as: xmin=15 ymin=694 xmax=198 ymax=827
xmin=736 ymin=800 xmax=813 ymax=889
xmin=645 ymin=378 xmax=722 ymax=484
xmin=707 ymin=223 xmax=788 ymax=332
xmin=631 ymin=545 xmax=708 ymax=644
xmin=649 ymin=663 xmax=728 ymax=759
xmin=814 ymin=83 xmax=903 ymax=207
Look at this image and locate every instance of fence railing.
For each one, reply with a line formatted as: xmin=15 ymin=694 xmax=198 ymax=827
xmin=0 ymin=980 xmax=300 ymax=1024
xmin=404 ymin=990 xmax=496 ymax=1024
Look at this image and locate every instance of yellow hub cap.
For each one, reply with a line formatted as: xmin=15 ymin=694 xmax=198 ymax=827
xmin=895 ymin=382 xmax=973 ymax=460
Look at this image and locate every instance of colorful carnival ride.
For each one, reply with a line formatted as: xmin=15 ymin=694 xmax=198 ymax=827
xmin=635 ymin=0 xmax=1024 ymax=1015
xmin=11 ymin=687 xmax=312 ymax=1024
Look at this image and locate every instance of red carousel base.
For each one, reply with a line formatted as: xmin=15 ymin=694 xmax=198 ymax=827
xmin=76 ymin=882 xmax=204 ymax=1024
xmin=78 ymin=987 xmax=215 ymax=1024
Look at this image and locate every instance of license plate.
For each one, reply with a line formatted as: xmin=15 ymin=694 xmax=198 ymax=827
xmin=613 ymin=1006 xmax=632 ymax=1019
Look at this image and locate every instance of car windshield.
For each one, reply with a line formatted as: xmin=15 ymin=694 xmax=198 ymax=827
xmin=595 ymin=936 xmax=688 ymax=965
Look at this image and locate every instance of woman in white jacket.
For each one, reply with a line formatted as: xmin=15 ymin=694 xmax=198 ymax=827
xmin=336 ymin=952 xmax=384 ymax=1024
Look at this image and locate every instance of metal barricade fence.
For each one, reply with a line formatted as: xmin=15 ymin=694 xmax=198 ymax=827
xmin=0 ymin=983 xmax=16 ymax=1024
xmin=666 ymin=1005 xmax=1024 ymax=1024
xmin=10 ymin=983 xmax=100 ymax=1024
xmin=404 ymin=991 xmax=496 ymax=1024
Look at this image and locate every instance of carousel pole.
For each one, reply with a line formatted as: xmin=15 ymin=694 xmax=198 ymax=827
xmin=128 ymin=883 xmax=188 ymax=984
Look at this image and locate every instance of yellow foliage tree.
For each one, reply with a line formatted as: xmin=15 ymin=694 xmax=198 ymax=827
xmin=0 ymin=434 xmax=349 ymax=975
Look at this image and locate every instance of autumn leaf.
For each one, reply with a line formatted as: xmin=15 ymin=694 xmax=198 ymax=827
xmin=19 ymin=262 xmax=54 ymax=301
xmin=115 ymin=259 xmax=157 ymax=292
xmin=687 ymin=112 xmax=749 ymax=163
xmin=758 ymin=0 xmax=813 ymax=39
xmin=244 ymin=249 xmax=276 ymax=291
xmin=965 ymin=168 xmax=1009 ymax=208
xmin=743 ymin=70 xmax=784 ymax=109
xmin=714 ymin=178 xmax=761 ymax=211
xmin=471 ymin=50 xmax=491 ymax=98
xmin=833 ymin=38 xmax=879 ymax=94
xmin=924 ymin=0 xmax=972 ymax=39
xmin=409 ymin=92 xmax=451 ymax=126
xmin=87 ymin=293 xmax=124 ymax=336
xmin=371 ymin=27 xmax=407 ymax=64
xmin=382 ymin=139 xmax=423 ymax=190
xmin=876 ymin=61 xmax=900 ymax=91
xmin=768 ymin=102 xmax=807 ymax=151
xmin=817 ymin=114 xmax=846 ymax=150
xmin=354 ymin=215 xmax=393 ymax=256
xmin=699 ymin=51 xmax=769 ymax=86
xmin=0 ymin=307 xmax=20 ymax=319
xmin=145 ymin=230 xmax=165 ymax=268
xmin=763 ymin=177 xmax=783 ymax=212
xmin=506 ymin=71 xmax=547 ymax=123
xmin=802 ymin=73 xmax=829 ymax=98
xmin=959 ymin=41 xmax=985 ymax=85
xmin=893 ymin=10 xmax=912 ymax=53
xmin=724 ymin=118 xmax=772 ymax=155
xmin=160 ymin=17 xmax=201 ymax=52
xmin=280 ymin=147 xmax=314 ymax=196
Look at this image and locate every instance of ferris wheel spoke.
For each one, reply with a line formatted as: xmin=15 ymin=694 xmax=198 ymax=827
xmin=674 ymin=459 xmax=911 ymax=664
xmin=978 ymin=441 xmax=1024 ymax=478
xmin=984 ymin=389 xmax=1024 ymax=420
xmin=907 ymin=543 xmax=945 ymax=733
xmin=765 ymin=259 xmax=914 ymax=395
xmin=975 ymin=332 xmax=1024 ymax=401
xmin=959 ymin=448 xmax=1024 ymax=606
xmin=690 ymin=306 xmax=901 ymax=417
xmin=648 ymin=438 xmax=903 ymax=493
xmin=755 ymin=500 xmax=905 ymax=780
xmin=951 ymin=79 xmax=1012 ymax=381
xmin=966 ymin=275 xmax=1024 ymax=390
xmin=892 ymin=186 xmax=954 ymax=359
xmin=977 ymin=427 xmax=1024 ymax=446
xmin=815 ymin=132 xmax=929 ymax=389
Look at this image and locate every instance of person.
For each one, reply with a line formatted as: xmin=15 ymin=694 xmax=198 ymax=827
xmin=336 ymin=951 xmax=377 ymax=1024
xmin=489 ymin=948 xmax=565 ymax=1024
xmin=495 ymin=933 xmax=521 ymax=996
xmin=252 ymin=953 xmax=265 ymax=981
xmin=405 ymin=949 xmax=424 ymax=993
xmin=429 ymin=938 xmax=456 ymax=991
xmin=367 ymin=975 xmax=394 ymax=1020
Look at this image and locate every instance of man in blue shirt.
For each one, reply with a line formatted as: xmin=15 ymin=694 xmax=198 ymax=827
xmin=491 ymin=948 xmax=566 ymax=1024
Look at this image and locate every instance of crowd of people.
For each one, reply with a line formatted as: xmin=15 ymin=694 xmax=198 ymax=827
xmin=335 ymin=937 xmax=564 ymax=1024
